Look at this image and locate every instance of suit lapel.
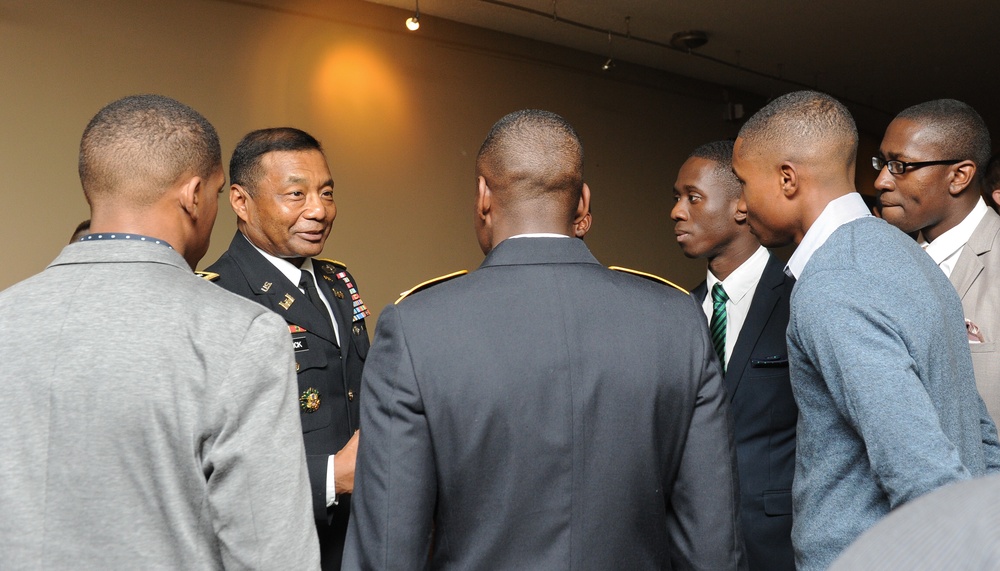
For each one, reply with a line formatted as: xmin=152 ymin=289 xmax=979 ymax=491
xmin=692 ymin=281 xmax=708 ymax=305
xmin=226 ymin=234 xmax=338 ymax=344
xmin=724 ymin=254 xmax=785 ymax=399
xmin=950 ymin=210 xmax=999 ymax=300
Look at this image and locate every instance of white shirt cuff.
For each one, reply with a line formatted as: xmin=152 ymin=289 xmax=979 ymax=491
xmin=326 ymin=454 xmax=338 ymax=507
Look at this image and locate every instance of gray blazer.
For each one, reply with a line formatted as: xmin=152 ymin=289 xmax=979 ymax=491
xmin=343 ymin=237 xmax=745 ymax=570
xmin=0 ymin=240 xmax=320 ymax=570
xmin=950 ymin=207 xmax=1000 ymax=423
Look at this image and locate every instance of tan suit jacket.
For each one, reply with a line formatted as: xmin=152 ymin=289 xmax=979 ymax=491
xmin=951 ymin=207 xmax=1000 ymax=423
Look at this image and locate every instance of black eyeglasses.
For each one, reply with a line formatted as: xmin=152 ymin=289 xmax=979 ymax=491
xmin=872 ymin=156 xmax=963 ymax=175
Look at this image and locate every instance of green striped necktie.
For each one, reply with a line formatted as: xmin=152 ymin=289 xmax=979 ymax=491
xmin=710 ymin=283 xmax=729 ymax=371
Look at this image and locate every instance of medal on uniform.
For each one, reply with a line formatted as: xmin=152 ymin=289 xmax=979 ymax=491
xmin=300 ymin=388 xmax=321 ymax=412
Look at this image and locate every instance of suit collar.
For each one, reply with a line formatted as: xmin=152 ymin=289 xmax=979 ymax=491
xmin=50 ymin=239 xmax=190 ymax=272
xmin=479 ymin=236 xmax=600 ymax=269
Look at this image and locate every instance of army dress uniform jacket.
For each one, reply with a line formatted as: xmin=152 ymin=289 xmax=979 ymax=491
xmin=206 ymin=231 xmax=370 ymax=570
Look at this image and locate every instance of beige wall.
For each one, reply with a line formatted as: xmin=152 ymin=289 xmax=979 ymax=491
xmin=1 ymin=0 xmax=812 ymax=323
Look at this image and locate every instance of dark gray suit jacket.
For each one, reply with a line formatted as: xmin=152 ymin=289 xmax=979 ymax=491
xmin=343 ymin=237 xmax=745 ymax=570
xmin=693 ymin=253 xmax=796 ymax=571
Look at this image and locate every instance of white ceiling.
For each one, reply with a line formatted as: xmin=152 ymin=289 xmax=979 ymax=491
xmin=366 ymin=0 xmax=1000 ymax=137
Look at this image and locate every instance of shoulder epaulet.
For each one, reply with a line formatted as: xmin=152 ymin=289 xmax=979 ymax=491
xmin=195 ymin=270 xmax=220 ymax=282
xmin=608 ymin=266 xmax=688 ymax=294
xmin=395 ymin=270 xmax=468 ymax=304
xmin=314 ymin=257 xmax=347 ymax=270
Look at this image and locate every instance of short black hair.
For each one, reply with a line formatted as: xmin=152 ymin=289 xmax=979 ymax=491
xmin=69 ymin=219 xmax=91 ymax=244
xmin=230 ymin=128 xmax=323 ymax=195
xmin=738 ymin=90 xmax=858 ymax=169
xmin=895 ymin=99 xmax=991 ymax=171
xmin=79 ymin=94 xmax=220 ymax=205
xmin=688 ymin=140 xmax=741 ymax=200
xmin=477 ymin=109 xmax=584 ymax=205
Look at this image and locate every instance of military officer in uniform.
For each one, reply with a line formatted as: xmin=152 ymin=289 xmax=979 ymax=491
xmin=204 ymin=127 xmax=370 ymax=571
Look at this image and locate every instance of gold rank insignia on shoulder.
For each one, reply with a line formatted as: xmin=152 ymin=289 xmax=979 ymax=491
xmin=300 ymin=388 xmax=320 ymax=412
xmin=195 ymin=270 xmax=219 ymax=282
xmin=396 ymin=270 xmax=468 ymax=304
xmin=608 ymin=266 xmax=689 ymax=294
xmin=314 ymin=258 xmax=347 ymax=274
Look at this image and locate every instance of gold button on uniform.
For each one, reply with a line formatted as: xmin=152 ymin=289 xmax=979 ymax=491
xmin=353 ymin=325 xmax=362 ymax=336
xmin=348 ymin=389 xmax=355 ymax=401
xmin=295 ymin=362 xmax=300 ymax=372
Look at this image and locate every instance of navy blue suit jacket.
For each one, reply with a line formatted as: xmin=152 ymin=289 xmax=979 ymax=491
xmin=693 ymin=252 xmax=797 ymax=571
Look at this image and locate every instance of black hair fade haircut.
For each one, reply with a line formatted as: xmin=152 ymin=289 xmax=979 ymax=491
xmin=230 ymin=128 xmax=324 ymax=196
xmin=688 ymin=140 xmax=741 ymax=200
xmin=737 ymin=90 xmax=858 ymax=170
xmin=79 ymin=94 xmax=220 ymax=206
xmin=476 ymin=109 xmax=584 ymax=205
xmin=895 ymin=99 xmax=991 ymax=171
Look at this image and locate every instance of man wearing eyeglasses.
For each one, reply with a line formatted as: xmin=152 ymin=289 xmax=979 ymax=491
xmin=875 ymin=99 xmax=1000 ymax=424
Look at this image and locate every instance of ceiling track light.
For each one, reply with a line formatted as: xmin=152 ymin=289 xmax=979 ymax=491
xmin=406 ymin=0 xmax=420 ymax=31
xmin=601 ymin=31 xmax=614 ymax=71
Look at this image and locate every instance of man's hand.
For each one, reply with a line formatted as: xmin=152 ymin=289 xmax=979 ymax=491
xmin=334 ymin=430 xmax=360 ymax=495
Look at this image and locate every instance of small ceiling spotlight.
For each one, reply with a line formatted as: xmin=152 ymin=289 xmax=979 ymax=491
xmin=405 ymin=0 xmax=420 ymax=31
xmin=670 ymin=30 xmax=709 ymax=50
xmin=601 ymin=31 xmax=614 ymax=71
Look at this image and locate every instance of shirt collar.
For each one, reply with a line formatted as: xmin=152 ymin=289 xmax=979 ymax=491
xmin=921 ymin=198 xmax=989 ymax=266
xmin=507 ymin=233 xmax=570 ymax=239
xmin=706 ymin=245 xmax=769 ymax=305
xmin=243 ymin=234 xmax=313 ymax=285
xmin=785 ymin=192 xmax=872 ymax=279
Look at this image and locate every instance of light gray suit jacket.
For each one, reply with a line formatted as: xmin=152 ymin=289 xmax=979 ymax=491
xmin=830 ymin=474 xmax=1000 ymax=570
xmin=951 ymin=207 xmax=1000 ymax=423
xmin=0 ymin=240 xmax=320 ymax=570
xmin=343 ymin=237 xmax=745 ymax=570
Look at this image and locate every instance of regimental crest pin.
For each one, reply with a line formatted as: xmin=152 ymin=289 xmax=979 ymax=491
xmin=300 ymin=388 xmax=321 ymax=412
xmin=322 ymin=263 xmax=337 ymax=274
xmin=279 ymin=293 xmax=295 ymax=310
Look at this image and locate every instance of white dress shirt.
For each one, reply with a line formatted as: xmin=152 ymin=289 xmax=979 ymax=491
xmin=702 ymin=245 xmax=770 ymax=370
xmin=785 ymin=193 xmax=872 ymax=280
xmin=247 ymin=236 xmax=342 ymax=506
xmin=921 ymin=198 xmax=989 ymax=278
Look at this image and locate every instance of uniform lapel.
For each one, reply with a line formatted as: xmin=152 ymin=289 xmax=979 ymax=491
xmin=227 ymin=234 xmax=338 ymax=344
xmin=724 ymin=254 xmax=785 ymax=399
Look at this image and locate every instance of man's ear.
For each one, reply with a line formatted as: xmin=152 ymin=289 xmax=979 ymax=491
xmin=476 ymin=176 xmax=492 ymax=222
xmin=573 ymin=183 xmax=591 ymax=221
xmin=178 ymin=175 xmax=203 ymax=220
xmin=948 ymin=160 xmax=977 ymax=196
xmin=991 ymin=188 xmax=1000 ymax=211
xmin=230 ymin=184 xmax=251 ymax=223
xmin=734 ymin=195 xmax=748 ymax=223
xmin=780 ymin=162 xmax=799 ymax=199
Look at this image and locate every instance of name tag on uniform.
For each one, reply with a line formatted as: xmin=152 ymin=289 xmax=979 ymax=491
xmin=292 ymin=335 xmax=309 ymax=352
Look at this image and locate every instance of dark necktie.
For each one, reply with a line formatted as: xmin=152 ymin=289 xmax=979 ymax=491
xmin=299 ymin=269 xmax=333 ymax=330
xmin=710 ymin=283 xmax=729 ymax=371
